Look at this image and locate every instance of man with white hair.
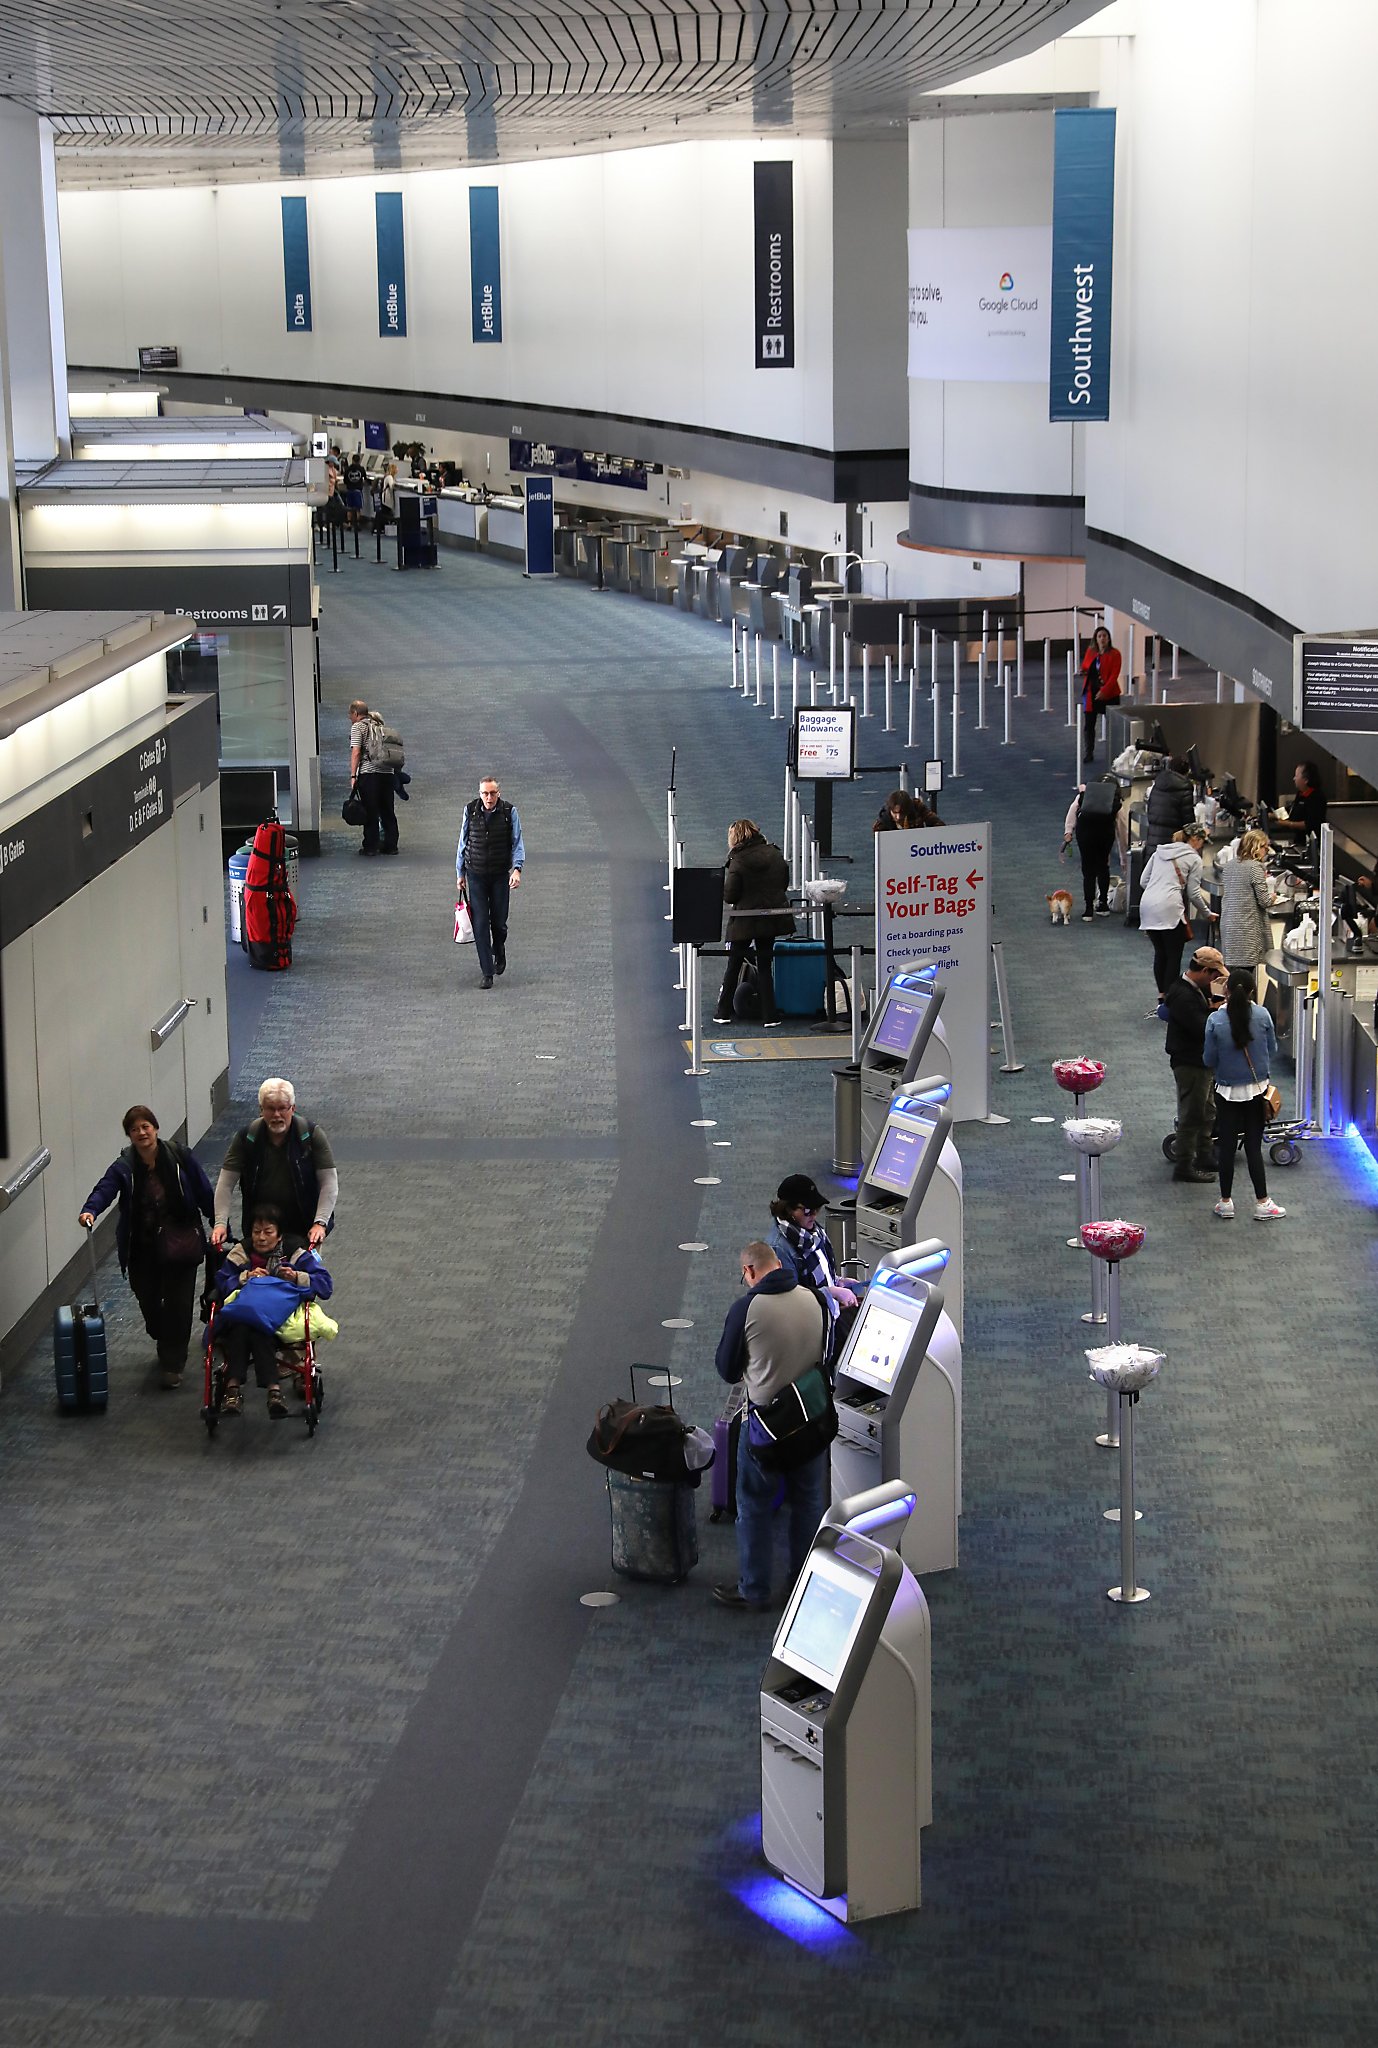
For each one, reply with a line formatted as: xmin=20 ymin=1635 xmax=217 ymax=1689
xmin=212 ymin=1078 xmax=337 ymax=1250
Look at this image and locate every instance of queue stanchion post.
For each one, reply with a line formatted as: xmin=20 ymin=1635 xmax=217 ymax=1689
xmin=884 ymin=653 xmax=894 ymax=732
xmin=861 ymin=645 xmax=871 ymax=720
xmin=907 ymin=637 xmax=919 ymax=748
xmin=810 ymin=664 xmax=819 ymax=707
xmin=930 ymin=627 xmax=938 ymax=701
xmin=1003 ymin=665 xmax=1014 ymax=746
xmin=995 ymin=616 xmax=1004 ymax=686
xmin=951 ymin=639 xmax=961 ymax=778
xmin=932 ymin=646 xmax=942 ymax=763
xmin=754 ymin=634 xmax=763 ymax=707
xmin=1066 ymin=650 xmax=1076 ymax=728
xmin=982 ymin=608 xmax=989 ymax=673
xmin=1043 ymin=636 xmax=1052 ymax=714
xmin=685 ymin=947 xmax=707 ymax=1077
xmin=1153 ymin=635 xmax=1162 ymax=698
xmin=1127 ymin=622 xmax=1136 ymax=695
xmin=976 ymin=647 xmax=989 ymax=731
xmin=784 ymin=764 xmax=794 ymax=873
xmin=842 ymin=634 xmax=851 ymax=706
xmin=991 ymin=942 xmax=1024 ymax=1073
xmin=1216 ymin=670 xmax=1226 ymax=703
xmin=731 ymin=620 xmax=740 ymax=693
xmin=829 ymin=622 xmax=837 ymax=702
xmin=772 ymin=644 xmax=782 ymax=720
xmin=1171 ymin=640 xmax=1180 ymax=680
xmin=1016 ymin=623 xmax=1025 ymax=698
xmin=850 ymin=945 xmax=864 ymax=1063
xmin=791 ymin=654 xmax=800 ymax=716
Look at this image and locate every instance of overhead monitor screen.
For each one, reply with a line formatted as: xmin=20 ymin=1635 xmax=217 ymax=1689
xmin=1300 ymin=639 xmax=1378 ymax=734
xmin=846 ymin=1299 xmax=913 ymax=1393
xmin=872 ymin=994 xmax=929 ymax=1061
xmin=783 ymin=1571 xmax=868 ymax=1685
xmin=869 ymin=1120 xmax=932 ymax=1197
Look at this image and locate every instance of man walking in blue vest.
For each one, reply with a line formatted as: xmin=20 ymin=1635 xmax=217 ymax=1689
xmin=456 ymin=774 xmax=526 ymax=990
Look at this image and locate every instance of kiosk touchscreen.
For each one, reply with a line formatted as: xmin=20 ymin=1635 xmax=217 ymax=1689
xmin=760 ymin=1483 xmax=932 ymax=1922
xmin=857 ymin=967 xmax=951 ymax=1165
xmin=856 ymin=1083 xmax=964 ymax=1335
xmin=833 ymin=1241 xmax=962 ymax=1575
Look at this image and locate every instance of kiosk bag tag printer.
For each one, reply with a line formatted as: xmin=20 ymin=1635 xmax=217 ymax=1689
xmin=760 ymin=1481 xmax=932 ymax=1923
xmin=855 ymin=1080 xmax=964 ymax=1336
xmin=833 ymin=1239 xmax=961 ymax=1575
xmin=856 ymin=966 xmax=950 ymax=1166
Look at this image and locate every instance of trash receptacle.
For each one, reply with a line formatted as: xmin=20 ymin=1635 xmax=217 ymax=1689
xmin=226 ymin=841 xmax=253 ymax=946
xmin=606 ymin=1470 xmax=699 ymax=1584
xmin=832 ymin=1063 xmax=863 ymax=1177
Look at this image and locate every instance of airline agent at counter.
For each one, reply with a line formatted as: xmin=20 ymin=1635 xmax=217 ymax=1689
xmin=1274 ymin=760 xmax=1328 ymax=839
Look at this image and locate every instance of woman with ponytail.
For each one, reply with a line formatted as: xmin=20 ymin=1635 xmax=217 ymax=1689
xmin=1203 ymin=969 xmax=1285 ymax=1220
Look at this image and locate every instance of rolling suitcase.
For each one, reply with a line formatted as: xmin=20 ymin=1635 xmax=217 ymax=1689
xmin=54 ymin=1225 xmax=109 ymax=1413
xmin=771 ymin=939 xmax=828 ymax=1017
xmin=607 ymin=1470 xmax=699 ymax=1584
xmin=710 ymin=1410 xmax=741 ymax=1523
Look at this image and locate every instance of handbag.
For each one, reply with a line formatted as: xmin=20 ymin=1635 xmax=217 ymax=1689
xmin=454 ymin=884 xmax=475 ymax=945
xmin=1243 ymin=1045 xmax=1282 ymax=1120
xmin=746 ymin=1364 xmax=839 ymax=1473
xmin=342 ymin=781 xmax=366 ymax=826
xmin=156 ymin=1217 xmax=204 ymax=1265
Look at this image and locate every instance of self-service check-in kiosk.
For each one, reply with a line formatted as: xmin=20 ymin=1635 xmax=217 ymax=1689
xmin=856 ymin=1082 xmax=964 ymax=1335
xmin=760 ymin=1482 xmax=932 ymax=1922
xmin=833 ymin=1240 xmax=961 ymax=1575
xmin=857 ymin=965 xmax=951 ymax=1166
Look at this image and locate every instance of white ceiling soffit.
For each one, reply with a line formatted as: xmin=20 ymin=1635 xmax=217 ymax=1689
xmin=0 ymin=1 xmax=1111 ymax=189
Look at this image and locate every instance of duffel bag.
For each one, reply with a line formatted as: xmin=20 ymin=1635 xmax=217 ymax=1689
xmin=588 ymin=1399 xmax=710 ymax=1486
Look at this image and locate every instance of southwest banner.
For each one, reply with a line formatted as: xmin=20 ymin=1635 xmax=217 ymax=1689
xmin=469 ymin=186 xmax=503 ymax=343
xmin=753 ymin=161 xmax=794 ymax=369
xmin=375 ymin=192 xmax=407 ymax=338
xmin=906 ymin=228 xmax=1052 ymax=382
xmin=1049 ymin=108 xmax=1116 ymax=420
xmin=281 ymin=196 xmax=311 ymax=333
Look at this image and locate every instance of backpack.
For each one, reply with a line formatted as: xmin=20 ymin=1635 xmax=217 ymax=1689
xmin=365 ymin=716 xmax=406 ymax=771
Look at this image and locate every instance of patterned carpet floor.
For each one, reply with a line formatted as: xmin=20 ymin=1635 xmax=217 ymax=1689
xmin=0 ymin=545 xmax=1374 ymax=2046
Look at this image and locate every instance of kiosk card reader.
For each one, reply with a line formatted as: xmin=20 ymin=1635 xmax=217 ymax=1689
xmin=856 ymin=1082 xmax=964 ymax=1335
xmin=833 ymin=1240 xmax=961 ymax=1574
xmin=857 ymin=966 xmax=951 ymax=1165
xmin=760 ymin=1482 xmax=932 ymax=1922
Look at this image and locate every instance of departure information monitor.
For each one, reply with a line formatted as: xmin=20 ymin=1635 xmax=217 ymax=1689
xmin=1299 ymin=637 xmax=1378 ymax=733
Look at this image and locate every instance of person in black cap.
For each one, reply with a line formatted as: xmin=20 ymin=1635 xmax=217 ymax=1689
xmin=1161 ymin=946 xmax=1226 ymax=1183
xmin=767 ymin=1173 xmax=858 ymax=1365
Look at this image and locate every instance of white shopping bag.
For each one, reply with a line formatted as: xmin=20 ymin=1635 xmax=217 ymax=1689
xmin=454 ymin=894 xmax=475 ymax=944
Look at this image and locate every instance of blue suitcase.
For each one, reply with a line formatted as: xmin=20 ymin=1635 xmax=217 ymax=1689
xmin=771 ymin=939 xmax=828 ymax=1017
xmin=53 ymin=1226 xmax=109 ymax=1414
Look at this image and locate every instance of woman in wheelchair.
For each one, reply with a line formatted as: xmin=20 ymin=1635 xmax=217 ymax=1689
xmin=212 ymin=1207 xmax=333 ymax=1418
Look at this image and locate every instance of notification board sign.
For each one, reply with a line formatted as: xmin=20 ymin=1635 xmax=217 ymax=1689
xmin=1297 ymin=636 xmax=1378 ymax=733
xmin=791 ymin=705 xmax=855 ymax=781
xmin=874 ymin=822 xmax=991 ymax=1121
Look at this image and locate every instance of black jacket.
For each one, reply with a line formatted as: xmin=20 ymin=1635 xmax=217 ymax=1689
xmin=1162 ymin=975 xmax=1213 ymax=1067
xmin=1143 ymin=769 xmax=1196 ymax=854
xmin=722 ymin=836 xmax=794 ymax=942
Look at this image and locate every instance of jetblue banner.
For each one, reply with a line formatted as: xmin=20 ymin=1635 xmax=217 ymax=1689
xmin=469 ymin=186 xmax=503 ymax=344
xmin=753 ymin=161 xmax=794 ymax=369
xmin=1049 ymin=108 xmax=1116 ymax=420
xmin=281 ymin=196 xmax=312 ymax=334
xmin=375 ymin=192 xmax=407 ymax=338
xmin=364 ymin=421 xmax=389 ymax=451
xmin=524 ymin=475 xmax=555 ymax=577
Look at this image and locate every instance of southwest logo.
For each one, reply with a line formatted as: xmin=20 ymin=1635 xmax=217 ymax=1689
xmin=999 ymin=272 xmax=1014 ymax=291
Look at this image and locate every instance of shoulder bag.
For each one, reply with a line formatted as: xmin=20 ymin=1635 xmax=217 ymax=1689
xmin=1243 ymin=1043 xmax=1282 ymax=1120
xmin=746 ymin=1364 xmax=838 ymax=1473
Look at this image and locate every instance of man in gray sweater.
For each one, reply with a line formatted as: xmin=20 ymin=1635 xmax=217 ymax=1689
xmin=713 ymin=1241 xmax=829 ymax=1611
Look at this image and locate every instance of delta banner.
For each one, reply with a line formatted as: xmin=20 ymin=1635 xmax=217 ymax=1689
xmin=907 ymin=229 xmax=1052 ymax=383
xmin=469 ymin=186 xmax=503 ymax=344
xmin=375 ymin=192 xmax=407 ymax=338
xmin=281 ymin=196 xmax=312 ymax=334
xmin=753 ymin=161 xmax=794 ymax=369
xmin=1049 ymin=108 xmax=1116 ymax=420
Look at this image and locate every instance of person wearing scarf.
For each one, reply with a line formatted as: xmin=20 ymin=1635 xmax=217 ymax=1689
xmin=767 ymin=1173 xmax=859 ymax=1365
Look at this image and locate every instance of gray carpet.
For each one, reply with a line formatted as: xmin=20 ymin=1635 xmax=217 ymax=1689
xmin=1 ymin=545 xmax=1375 ymax=2047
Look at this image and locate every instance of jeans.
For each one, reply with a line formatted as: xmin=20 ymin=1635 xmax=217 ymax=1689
xmin=359 ymin=770 xmax=398 ymax=852
xmin=127 ymin=1254 xmax=200 ymax=1371
xmin=1075 ymin=819 xmax=1115 ymax=915
xmin=735 ymin=1434 xmax=829 ymax=1606
xmin=1172 ymin=1063 xmax=1215 ymax=1168
xmin=718 ymin=936 xmax=778 ymax=1023
xmin=466 ymin=869 xmax=511 ymax=979
xmin=1216 ymin=1094 xmax=1268 ymax=1201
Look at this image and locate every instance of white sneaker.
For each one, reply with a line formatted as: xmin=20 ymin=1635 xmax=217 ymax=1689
xmin=1254 ymin=1197 xmax=1286 ymax=1220
xmin=1213 ymin=1198 xmax=1235 ymax=1219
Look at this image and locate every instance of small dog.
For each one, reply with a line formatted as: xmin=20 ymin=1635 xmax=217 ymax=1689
xmin=1046 ymin=890 xmax=1074 ymax=925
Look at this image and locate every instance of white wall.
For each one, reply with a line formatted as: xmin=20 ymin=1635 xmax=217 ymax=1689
xmin=1084 ymin=0 xmax=1378 ymax=632
xmin=60 ymin=141 xmax=838 ymax=454
xmin=908 ymin=111 xmax=1083 ymax=501
xmin=832 ymin=140 xmax=909 ymax=452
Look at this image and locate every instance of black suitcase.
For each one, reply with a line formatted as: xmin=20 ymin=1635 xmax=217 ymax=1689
xmin=54 ymin=1225 xmax=109 ymax=1413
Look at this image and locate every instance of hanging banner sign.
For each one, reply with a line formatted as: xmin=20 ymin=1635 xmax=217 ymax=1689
xmin=753 ymin=162 xmax=795 ymax=369
xmin=375 ymin=192 xmax=407 ymax=338
xmin=469 ymin=186 xmax=503 ymax=344
xmin=523 ymin=475 xmax=555 ymax=577
xmin=509 ymin=439 xmax=649 ymax=491
xmin=363 ymin=420 xmax=389 ymax=451
xmin=907 ymin=228 xmax=1052 ymax=384
xmin=874 ymin=823 xmax=992 ymax=1121
xmin=1049 ymin=108 xmax=1117 ymax=420
xmin=281 ymin=196 xmax=312 ymax=334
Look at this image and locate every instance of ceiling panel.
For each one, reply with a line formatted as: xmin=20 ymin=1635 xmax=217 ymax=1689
xmin=0 ymin=0 xmax=1107 ymax=187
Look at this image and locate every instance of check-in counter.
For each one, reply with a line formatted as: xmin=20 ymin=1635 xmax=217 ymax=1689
xmin=631 ymin=543 xmax=676 ymax=603
xmin=604 ymin=538 xmax=633 ymax=592
xmin=578 ymin=530 xmax=614 ymax=584
xmin=692 ymin=557 xmax=720 ymax=618
xmin=672 ymin=546 xmax=708 ymax=609
xmin=436 ymin=492 xmax=487 ymax=551
xmin=486 ymin=497 xmax=525 ymax=560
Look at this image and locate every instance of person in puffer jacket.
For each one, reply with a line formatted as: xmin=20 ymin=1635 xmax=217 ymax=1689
xmin=713 ymin=819 xmax=795 ymax=1028
xmin=213 ymin=1207 xmax=333 ymax=1419
xmin=1142 ymin=755 xmax=1197 ymax=855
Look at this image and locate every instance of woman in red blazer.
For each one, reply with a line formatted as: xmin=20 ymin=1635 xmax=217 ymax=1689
xmin=1080 ymin=625 xmax=1123 ymax=762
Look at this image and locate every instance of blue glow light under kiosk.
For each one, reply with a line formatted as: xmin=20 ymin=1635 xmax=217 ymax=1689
xmin=893 ymin=966 xmax=938 ymax=990
xmin=871 ymin=1246 xmax=950 ymax=1286
xmin=1342 ymin=1124 xmax=1378 ymax=1195
xmin=846 ymin=1492 xmax=917 ymax=1537
xmin=728 ymin=1874 xmax=859 ymax=1952
xmin=893 ymin=1082 xmax=951 ymax=1112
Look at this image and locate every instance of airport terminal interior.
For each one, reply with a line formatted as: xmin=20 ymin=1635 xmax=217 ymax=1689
xmin=1 ymin=4 xmax=1377 ymax=2044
